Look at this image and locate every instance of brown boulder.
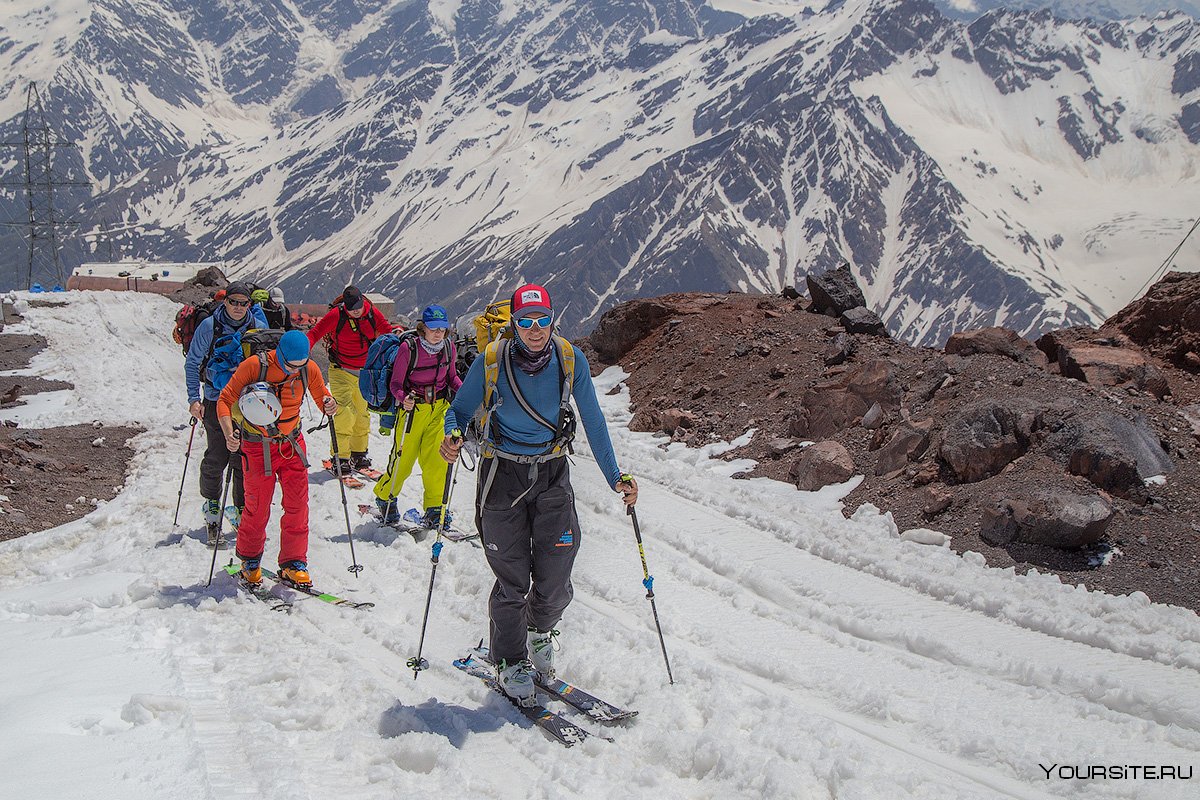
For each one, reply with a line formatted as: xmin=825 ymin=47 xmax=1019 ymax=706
xmin=874 ymin=420 xmax=934 ymax=476
xmin=660 ymin=408 xmax=699 ymax=433
xmin=979 ymin=489 xmax=1114 ymax=549
xmin=1057 ymin=343 xmax=1170 ymax=399
xmin=789 ymin=441 xmax=856 ymax=491
xmin=945 ymin=327 xmax=1047 ymax=367
xmin=788 ymin=360 xmax=901 ymax=440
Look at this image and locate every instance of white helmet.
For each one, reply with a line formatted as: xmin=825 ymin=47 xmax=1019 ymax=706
xmin=239 ymin=382 xmax=281 ymax=427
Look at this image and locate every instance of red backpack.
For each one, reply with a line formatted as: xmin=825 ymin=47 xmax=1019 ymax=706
xmin=173 ymin=292 xmax=224 ymax=355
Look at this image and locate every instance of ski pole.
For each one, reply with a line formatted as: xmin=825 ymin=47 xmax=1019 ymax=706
xmin=329 ymin=422 xmax=364 ymax=577
xmin=173 ymin=417 xmax=198 ymax=526
xmin=408 ymin=436 xmax=460 ymax=679
xmin=627 ymin=504 xmax=674 ymax=685
xmin=205 ymin=465 xmax=234 ymax=587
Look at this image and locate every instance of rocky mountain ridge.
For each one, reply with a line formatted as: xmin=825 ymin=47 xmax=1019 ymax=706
xmin=584 ymin=268 xmax=1200 ymax=611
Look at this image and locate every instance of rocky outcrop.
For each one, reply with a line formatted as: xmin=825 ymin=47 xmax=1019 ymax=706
xmin=806 ymin=263 xmax=867 ymax=317
xmin=945 ymin=326 xmax=1046 ymax=367
xmin=1103 ymin=271 xmax=1200 ymax=372
xmin=588 ymin=294 xmax=728 ymax=364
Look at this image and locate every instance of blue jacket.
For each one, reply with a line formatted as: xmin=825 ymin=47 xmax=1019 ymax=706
xmin=184 ymin=304 xmax=268 ymax=402
xmin=445 ymin=343 xmax=623 ymax=489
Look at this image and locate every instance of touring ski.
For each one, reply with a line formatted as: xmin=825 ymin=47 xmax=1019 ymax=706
xmin=320 ymin=459 xmax=365 ymax=489
xmin=260 ymin=567 xmax=375 ymax=609
xmin=534 ymin=676 xmax=638 ymax=723
xmin=453 ymin=651 xmax=601 ymax=747
xmin=222 ymin=563 xmax=291 ymax=611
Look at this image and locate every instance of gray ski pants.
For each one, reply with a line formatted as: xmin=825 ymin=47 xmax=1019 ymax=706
xmin=200 ymin=399 xmax=245 ymax=509
xmin=475 ymin=455 xmax=581 ymax=664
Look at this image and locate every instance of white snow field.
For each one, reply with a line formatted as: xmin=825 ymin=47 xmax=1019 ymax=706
xmin=1 ymin=290 xmax=1199 ymax=799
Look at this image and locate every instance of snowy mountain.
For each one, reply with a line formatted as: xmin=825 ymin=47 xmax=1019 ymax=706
xmin=4 ymin=289 xmax=1200 ymax=798
xmin=936 ymin=0 xmax=1200 ymax=24
xmin=3 ymin=0 xmax=1200 ymax=344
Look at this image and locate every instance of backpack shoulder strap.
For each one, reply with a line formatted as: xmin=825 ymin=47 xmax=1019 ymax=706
xmin=553 ymin=335 xmax=575 ymax=401
xmin=257 ymin=352 xmax=269 ymax=383
xmin=483 ymin=339 xmax=503 ymax=411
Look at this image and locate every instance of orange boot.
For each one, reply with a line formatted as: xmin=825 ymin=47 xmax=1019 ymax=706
xmin=278 ymin=561 xmax=312 ymax=589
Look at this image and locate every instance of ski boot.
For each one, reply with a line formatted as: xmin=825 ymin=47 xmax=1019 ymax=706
xmin=375 ymin=497 xmax=401 ymax=525
xmin=238 ymin=555 xmax=262 ymax=587
xmin=527 ymin=627 xmax=558 ymax=681
xmin=278 ymin=561 xmax=312 ymax=589
xmin=496 ymin=658 xmax=537 ymax=707
xmin=421 ymin=506 xmax=453 ymax=528
xmin=350 ymin=451 xmax=372 ymax=471
xmin=202 ymin=497 xmax=221 ymax=525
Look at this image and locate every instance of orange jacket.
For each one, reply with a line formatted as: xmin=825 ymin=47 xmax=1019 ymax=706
xmin=217 ymin=351 xmax=330 ymax=436
xmin=305 ymin=301 xmax=393 ymax=370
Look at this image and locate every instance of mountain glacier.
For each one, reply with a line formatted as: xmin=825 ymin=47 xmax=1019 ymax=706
xmin=1 ymin=0 xmax=1198 ymax=345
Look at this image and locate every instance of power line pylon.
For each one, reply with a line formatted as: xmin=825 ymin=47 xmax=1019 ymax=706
xmin=1 ymin=83 xmax=90 ymax=289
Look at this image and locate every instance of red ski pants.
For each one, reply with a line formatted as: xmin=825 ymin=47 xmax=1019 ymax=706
xmin=235 ymin=434 xmax=310 ymax=566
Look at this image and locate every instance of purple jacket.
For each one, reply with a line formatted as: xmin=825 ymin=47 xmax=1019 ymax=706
xmin=389 ymin=336 xmax=461 ymax=405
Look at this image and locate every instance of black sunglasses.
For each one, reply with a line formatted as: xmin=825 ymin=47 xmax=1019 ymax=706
xmin=226 ymin=298 xmax=251 ymax=308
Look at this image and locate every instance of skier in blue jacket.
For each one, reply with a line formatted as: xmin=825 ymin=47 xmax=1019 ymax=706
xmin=184 ymin=281 xmax=268 ymax=542
xmin=440 ymin=283 xmax=637 ymax=706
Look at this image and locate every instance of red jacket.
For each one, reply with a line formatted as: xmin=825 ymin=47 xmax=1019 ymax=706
xmin=306 ymin=300 xmax=393 ymax=370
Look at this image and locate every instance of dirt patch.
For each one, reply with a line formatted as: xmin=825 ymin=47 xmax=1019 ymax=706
xmin=0 ymin=423 xmax=142 ymax=542
xmin=586 ymin=290 xmax=1200 ymax=613
xmin=0 ymin=302 xmax=143 ymax=542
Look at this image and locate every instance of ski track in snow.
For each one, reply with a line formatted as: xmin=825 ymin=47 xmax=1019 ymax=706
xmin=1 ymin=291 xmax=1198 ymax=799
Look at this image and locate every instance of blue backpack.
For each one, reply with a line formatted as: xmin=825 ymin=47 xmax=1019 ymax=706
xmin=203 ymin=328 xmax=245 ymax=391
xmin=360 ymin=331 xmax=416 ymax=413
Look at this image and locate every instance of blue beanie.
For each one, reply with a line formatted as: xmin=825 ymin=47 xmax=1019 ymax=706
xmin=276 ymin=329 xmax=310 ymax=364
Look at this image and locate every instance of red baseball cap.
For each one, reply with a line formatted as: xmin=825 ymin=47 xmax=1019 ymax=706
xmin=511 ymin=284 xmax=552 ymax=320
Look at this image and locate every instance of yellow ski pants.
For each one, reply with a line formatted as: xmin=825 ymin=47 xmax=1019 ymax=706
xmin=329 ymin=367 xmax=370 ymax=458
xmin=374 ymin=399 xmax=451 ymax=511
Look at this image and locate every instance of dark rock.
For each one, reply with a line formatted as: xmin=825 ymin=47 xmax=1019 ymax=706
xmin=823 ymin=332 xmax=854 ymax=366
xmin=939 ymin=401 xmax=1041 ymax=483
xmin=979 ymin=489 xmax=1114 ymax=548
xmin=789 ymin=441 xmax=855 ymax=491
xmin=1044 ymin=411 xmax=1173 ymax=501
xmin=945 ymin=326 xmax=1047 ymax=367
xmin=589 ymin=295 xmax=726 ymax=364
xmin=840 ymin=306 xmax=888 ymax=336
xmin=781 ymin=285 xmax=801 ymax=300
xmin=806 ymin=262 xmax=867 ymax=317
xmin=660 ymin=408 xmax=698 ymax=432
xmin=768 ymin=438 xmax=800 ymax=456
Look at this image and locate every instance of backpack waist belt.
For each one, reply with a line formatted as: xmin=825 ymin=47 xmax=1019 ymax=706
xmin=477 ymin=445 xmax=568 ymax=510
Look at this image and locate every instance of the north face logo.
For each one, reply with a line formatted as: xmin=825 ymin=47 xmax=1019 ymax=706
xmin=520 ymin=289 xmax=544 ymax=304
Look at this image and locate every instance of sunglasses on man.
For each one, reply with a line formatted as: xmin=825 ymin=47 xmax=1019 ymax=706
xmin=514 ymin=315 xmax=553 ymax=330
xmin=226 ymin=297 xmax=251 ymax=308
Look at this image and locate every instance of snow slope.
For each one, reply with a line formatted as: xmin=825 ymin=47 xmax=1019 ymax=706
xmin=1 ymin=290 xmax=1199 ymax=799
